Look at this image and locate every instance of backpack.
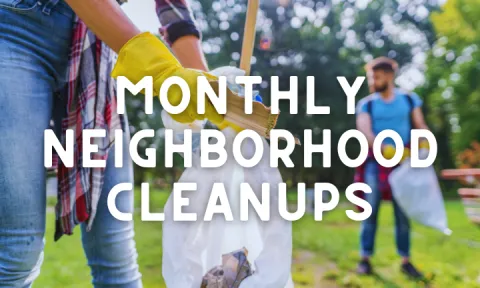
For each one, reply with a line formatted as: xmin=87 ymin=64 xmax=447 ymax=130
xmin=366 ymin=93 xmax=414 ymax=129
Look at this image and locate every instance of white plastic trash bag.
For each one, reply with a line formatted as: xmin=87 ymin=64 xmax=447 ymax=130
xmin=389 ymin=155 xmax=452 ymax=235
xmin=161 ymin=67 xmax=294 ymax=288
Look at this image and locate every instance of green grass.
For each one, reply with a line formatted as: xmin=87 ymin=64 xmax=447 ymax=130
xmin=292 ymin=201 xmax=480 ymax=288
xmin=36 ymin=191 xmax=480 ymax=287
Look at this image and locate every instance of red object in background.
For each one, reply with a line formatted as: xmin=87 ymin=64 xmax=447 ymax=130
xmin=441 ymin=169 xmax=480 ymax=179
xmin=458 ymin=188 xmax=480 ymax=199
xmin=259 ymin=36 xmax=271 ymax=50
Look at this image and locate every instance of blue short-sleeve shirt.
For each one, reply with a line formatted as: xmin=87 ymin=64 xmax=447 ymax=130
xmin=356 ymin=88 xmax=423 ymax=146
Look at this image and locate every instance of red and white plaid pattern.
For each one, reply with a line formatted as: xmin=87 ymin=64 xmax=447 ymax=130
xmin=51 ymin=0 xmax=199 ymax=241
xmin=353 ymin=145 xmax=410 ymax=211
xmin=53 ymin=17 xmax=124 ymax=241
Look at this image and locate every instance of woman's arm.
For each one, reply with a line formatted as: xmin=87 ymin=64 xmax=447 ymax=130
xmin=64 ymin=0 xmax=140 ymax=53
xmin=64 ymin=0 xmax=225 ymax=125
xmin=155 ymin=0 xmax=208 ymax=71
xmin=171 ymin=36 xmax=208 ymax=71
xmin=65 ymin=0 xmax=208 ymax=70
xmin=64 ymin=0 xmax=223 ymax=125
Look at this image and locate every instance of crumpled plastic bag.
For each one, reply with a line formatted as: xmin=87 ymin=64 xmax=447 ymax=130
xmin=161 ymin=66 xmax=294 ymax=288
xmin=201 ymin=248 xmax=252 ymax=288
xmin=389 ymin=151 xmax=452 ymax=235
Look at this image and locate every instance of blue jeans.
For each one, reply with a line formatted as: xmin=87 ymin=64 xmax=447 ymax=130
xmin=360 ymin=161 xmax=411 ymax=258
xmin=0 ymin=0 xmax=141 ymax=287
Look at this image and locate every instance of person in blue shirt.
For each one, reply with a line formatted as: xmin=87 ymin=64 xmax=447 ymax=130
xmin=355 ymin=57 xmax=429 ymax=279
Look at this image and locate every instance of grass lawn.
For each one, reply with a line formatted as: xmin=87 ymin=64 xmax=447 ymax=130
xmin=36 ymin=190 xmax=480 ymax=287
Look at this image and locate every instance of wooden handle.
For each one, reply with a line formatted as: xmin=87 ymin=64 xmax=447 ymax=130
xmin=239 ymin=0 xmax=259 ymax=76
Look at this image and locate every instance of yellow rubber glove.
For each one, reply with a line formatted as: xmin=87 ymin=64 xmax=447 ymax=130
xmin=419 ymin=140 xmax=430 ymax=150
xmin=382 ymin=144 xmax=396 ymax=160
xmin=111 ymin=32 xmax=223 ymax=125
xmin=382 ymin=145 xmax=411 ymax=162
xmin=217 ymin=120 xmax=243 ymax=133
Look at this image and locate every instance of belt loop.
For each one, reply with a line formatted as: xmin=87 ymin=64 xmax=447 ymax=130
xmin=42 ymin=0 xmax=59 ymax=15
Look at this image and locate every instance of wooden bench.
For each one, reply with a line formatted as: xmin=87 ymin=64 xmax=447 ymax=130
xmin=441 ymin=169 xmax=480 ymax=225
xmin=441 ymin=169 xmax=480 ymax=180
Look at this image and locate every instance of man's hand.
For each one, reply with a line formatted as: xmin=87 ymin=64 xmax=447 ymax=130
xmin=382 ymin=145 xmax=411 ymax=162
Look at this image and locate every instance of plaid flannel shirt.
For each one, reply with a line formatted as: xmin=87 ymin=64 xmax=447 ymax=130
xmin=53 ymin=0 xmax=201 ymax=240
xmin=353 ymin=144 xmax=410 ymax=212
xmin=54 ymin=18 xmax=124 ymax=241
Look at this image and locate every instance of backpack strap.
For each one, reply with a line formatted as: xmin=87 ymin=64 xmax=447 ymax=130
xmin=365 ymin=98 xmax=375 ymax=138
xmin=367 ymin=98 xmax=373 ymax=115
xmin=405 ymin=93 xmax=414 ymax=129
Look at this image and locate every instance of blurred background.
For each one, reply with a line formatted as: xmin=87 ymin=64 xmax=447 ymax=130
xmin=42 ymin=0 xmax=480 ymax=287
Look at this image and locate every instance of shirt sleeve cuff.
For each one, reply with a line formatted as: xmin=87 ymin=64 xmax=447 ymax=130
xmin=160 ymin=20 xmax=201 ymax=46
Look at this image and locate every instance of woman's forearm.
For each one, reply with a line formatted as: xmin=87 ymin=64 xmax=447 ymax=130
xmin=171 ymin=36 xmax=208 ymax=71
xmin=154 ymin=0 xmax=208 ymax=71
xmin=64 ymin=0 xmax=141 ymax=53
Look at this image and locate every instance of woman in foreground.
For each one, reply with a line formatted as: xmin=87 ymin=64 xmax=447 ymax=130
xmin=0 ymin=0 xmax=220 ymax=286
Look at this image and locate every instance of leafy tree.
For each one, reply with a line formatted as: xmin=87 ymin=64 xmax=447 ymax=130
xmin=192 ymin=0 xmax=439 ymax=187
xmin=423 ymin=0 xmax=480 ymax=167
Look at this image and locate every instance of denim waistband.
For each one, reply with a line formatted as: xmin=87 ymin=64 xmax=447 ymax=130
xmin=32 ymin=0 xmax=73 ymax=18
xmin=11 ymin=0 xmax=75 ymax=17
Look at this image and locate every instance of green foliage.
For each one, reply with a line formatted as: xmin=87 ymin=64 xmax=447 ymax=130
xmin=422 ymin=0 xmax=480 ymax=163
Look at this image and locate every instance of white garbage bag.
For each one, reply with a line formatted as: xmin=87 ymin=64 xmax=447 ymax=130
xmin=161 ymin=67 xmax=294 ymax=288
xmin=389 ymin=154 xmax=452 ymax=235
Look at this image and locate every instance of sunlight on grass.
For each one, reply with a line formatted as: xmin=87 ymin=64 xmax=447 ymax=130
xmin=36 ymin=192 xmax=480 ymax=287
xmin=292 ymin=201 xmax=480 ymax=287
xmin=292 ymin=265 xmax=315 ymax=287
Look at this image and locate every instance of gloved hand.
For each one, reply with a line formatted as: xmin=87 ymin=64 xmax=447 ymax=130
xmin=382 ymin=144 xmax=396 ymax=160
xmin=111 ymin=32 xmax=223 ymax=125
xmin=419 ymin=140 xmax=430 ymax=150
xmin=382 ymin=144 xmax=411 ymax=162
xmin=208 ymin=66 xmax=263 ymax=133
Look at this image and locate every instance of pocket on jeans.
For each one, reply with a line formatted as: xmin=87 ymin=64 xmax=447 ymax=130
xmin=0 ymin=0 xmax=38 ymax=13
